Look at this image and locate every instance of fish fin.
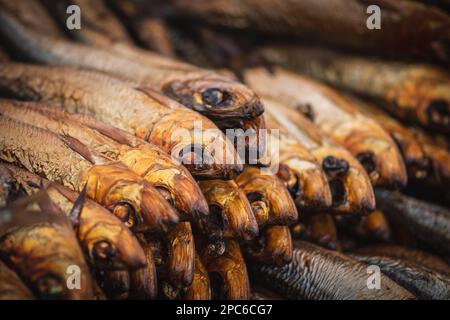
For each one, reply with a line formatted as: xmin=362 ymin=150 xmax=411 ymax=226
xmin=137 ymin=87 xmax=183 ymax=109
xmin=80 ymin=118 xmax=136 ymax=147
xmin=59 ymin=134 xmax=97 ymax=164
xmin=68 ymin=183 xmax=87 ymax=227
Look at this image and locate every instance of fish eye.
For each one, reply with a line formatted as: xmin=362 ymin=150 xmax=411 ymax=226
xmin=156 ymin=187 xmax=174 ymax=206
xmin=201 ymin=88 xmax=230 ymax=107
xmin=92 ymin=240 xmax=117 ymax=263
xmin=36 ymin=273 xmax=64 ymax=299
xmin=113 ymin=202 xmax=137 ymax=228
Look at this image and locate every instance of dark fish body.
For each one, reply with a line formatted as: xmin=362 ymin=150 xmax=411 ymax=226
xmin=170 ymin=0 xmax=450 ymax=62
xmin=352 ymin=254 xmax=450 ymax=300
xmin=260 ymin=46 xmax=450 ymax=133
xmin=129 ymin=236 xmax=158 ymax=299
xmin=249 ymin=241 xmax=414 ymax=300
xmin=376 ymin=190 xmax=450 ymax=256
xmin=354 ymin=244 xmax=450 ymax=275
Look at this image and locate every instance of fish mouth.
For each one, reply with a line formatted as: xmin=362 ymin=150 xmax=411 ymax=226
xmin=426 ymin=99 xmax=450 ymax=130
xmin=390 ymin=135 xmax=430 ymax=180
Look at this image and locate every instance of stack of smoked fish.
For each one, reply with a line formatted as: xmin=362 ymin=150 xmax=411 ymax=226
xmin=0 ymin=0 xmax=449 ymax=300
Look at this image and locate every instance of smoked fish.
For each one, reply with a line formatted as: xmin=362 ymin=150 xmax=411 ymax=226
xmin=249 ymin=241 xmax=415 ymax=300
xmin=170 ymin=0 xmax=450 ymax=62
xmin=0 ymin=191 xmax=94 ymax=299
xmin=0 ymin=163 xmax=146 ymax=270
xmin=0 ymin=113 xmax=178 ymax=233
xmin=260 ymin=46 xmax=450 ymax=133
xmin=262 ymin=96 xmax=375 ymax=214
xmin=0 ymin=260 xmax=34 ymax=300
xmin=244 ymin=67 xmax=407 ymax=188
xmin=0 ymin=62 xmax=242 ymax=179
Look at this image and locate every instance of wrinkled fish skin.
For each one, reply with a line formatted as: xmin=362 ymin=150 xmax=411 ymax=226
xmin=0 ymin=114 xmax=179 ymax=233
xmin=0 ymin=13 xmax=264 ymax=123
xmin=183 ymin=254 xmax=212 ymax=300
xmin=376 ymin=190 xmax=450 ymax=256
xmin=0 ymin=260 xmax=34 ymax=300
xmin=260 ymin=46 xmax=450 ymax=133
xmin=0 ymin=163 xmax=146 ymax=271
xmin=249 ymin=241 xmax=415 ymax=300
xmin=0 ymin=62 xmax=242 ymax=179
xmin=0 ymin=99 xmax=209 ymax=225
xmin=129 ymin=236 xmax=158 ymax=300
xmin=354 ymin=244 xmax=450 ymax=276
xmin=0 ymin=192 xmax=94 ymax=299
xmin=244 ymin=67 xmax=408 ymax=189
xmin=352 ymin=254 xmax=450 ymax=300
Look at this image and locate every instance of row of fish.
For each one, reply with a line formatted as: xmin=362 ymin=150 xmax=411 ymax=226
xmin=0 ymin=0 xmax=449 ymax=300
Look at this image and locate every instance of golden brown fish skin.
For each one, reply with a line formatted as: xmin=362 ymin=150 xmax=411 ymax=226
xmin=0 ymin=260 xmax=34 ymax=300
xmin=354 ymin=244 xmax=450 ymax=275
xmin=244 ymin=67 xmax=408 ymax=189
xmin=0 ymin=0 xmax=64 ymax=38
xmin=100 ymin=270 xmax=130 ymax=300
xmin=235 ymin=166 xmax=298 ymax=226
xmin=0 ymin=63 xmax=242 ymax=179
xmin=259 ymin=108 xmax=333 ymax=212
xmin=345 ymin=95 xmax=430 ymax=181
xmin=260 ymin=46 xmax=450 ymax=133
xmin=0 ymin=14 xmax=264 ymax=124
xmin=0 ymin=192 xmax=94 ymax=299
xmin=129 ymin=235 xmax=158 ymax=300
xmin=0 ymin=100 xmax=209 ymax=225
xmin=262 ymin=97 xmax=375 ymax=214
xmin=199 ymin=179 xmax=259 ymax=241
xmin=200 ymin=239 xmax=251 ymax=300
xmin=249 ymin=241 xmax=415 ymax=300
xmin=306 ymin=213 xmax=341 ymax=251
xmin=183 ymin=254 xmax=212 ymax=300
xmin=243 ymin=225 xmax=293 ymax=267
xmin=0 ymin=114 xmax=179 ymax=233
xmin=172 ymin=0 xmax=450 ymax=63
xmin=152 ymin=222 xmax=196 ymax=288
xmin=0 ymin=163 xmax=147 ymax=271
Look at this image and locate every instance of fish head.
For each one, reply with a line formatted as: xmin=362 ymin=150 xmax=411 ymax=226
xmin=235 ymin=166 xmax=298 ymax=226
xmin=163 ymin=76 xmax=264 ymax=119
xmin=85 ymin=164 xmax=179 ymax=233
xmin=199 ymin=180 xmax=258 ymax=241
xmin=79 ymin=201 xmax=146 ymax=270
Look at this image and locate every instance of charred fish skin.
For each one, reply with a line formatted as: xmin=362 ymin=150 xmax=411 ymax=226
xmin=0 ymin=114 xmax=179 ymax=233
xmin=0 ymin=99 xmax=210 ymax=224
xmin=262 ymin=96 xmax=375 ymax=214
xmin=249 ymin=241 xmax=415 ymax=300
xmin=244 ymin=67 xmax=408 ymax=189
xmin=375 ymin=190 xmax=450 ymax=256
xmin=352 ymin=254 xmax=450 ymax=300
xmin=260 ymin=46 xmax=450 ymax=133
xmin=0 ymin=12 xmax=264 ymax=123
xmin=235 ymin=166 xmax=298 ymax=227
xmin=0 ymin=163 xmax=147 ymax=271
xmin=0 ymin=260 xmax=34 ymax=300
xmin=0 ymin=192 xmax=94 ymax=300
xmin=129 ymin=236 xmax=158 ymax=300
xmin=0 ymin=62 xmax=242 ymax=179
xmin=199 ymin=179 xmax=259 ymax=241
